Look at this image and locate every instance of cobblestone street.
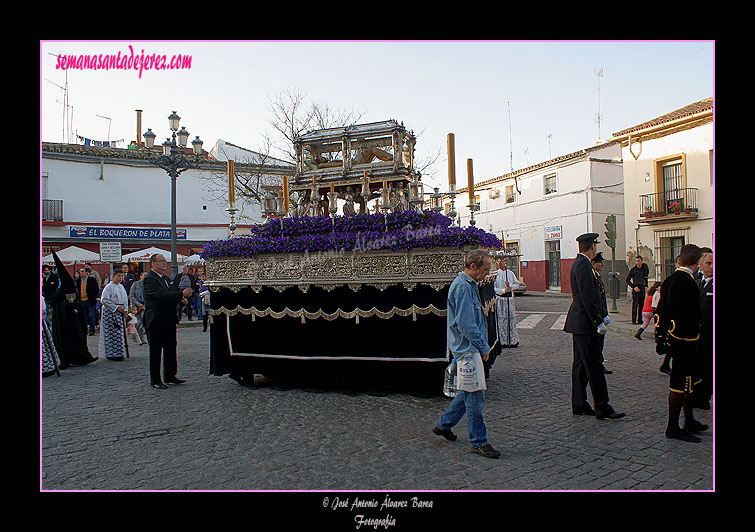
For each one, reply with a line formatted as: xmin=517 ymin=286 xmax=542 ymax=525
xmin=40 ymin=295 xmax=718 ymax=525
xmin=41 ymin=293 xmax=713 ymax=496
xmin=41 ymin=290 xmax=714 ymax=490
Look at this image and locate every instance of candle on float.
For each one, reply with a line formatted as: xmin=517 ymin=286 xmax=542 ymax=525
xmin=330 ymin=182 xmax=335 ymax=193
xmin=447 ymin=133 xmax=456 ymax=188
xmin=283 ymin=175 xmax=289 ymax=214
xmin=467 ymin=158 xmax=475 ymax=206
xmin=227 ymin=160 xmax=235 ymax=207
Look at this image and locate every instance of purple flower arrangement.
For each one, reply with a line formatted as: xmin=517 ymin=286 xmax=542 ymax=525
xmin=200 ymin=211 xmax=502 ymax=259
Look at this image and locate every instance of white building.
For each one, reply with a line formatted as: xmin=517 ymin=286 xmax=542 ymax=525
xmin=41 ymin=141 xmax=290 ymax=278
xmin=610 ymin=97 xmax=713 ymax=282
xmin=445 ymin=141 xmax=625 ymax=293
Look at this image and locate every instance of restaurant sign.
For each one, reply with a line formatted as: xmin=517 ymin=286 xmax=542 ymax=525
xmin=69 ymin=226 xmax=186 ymax=240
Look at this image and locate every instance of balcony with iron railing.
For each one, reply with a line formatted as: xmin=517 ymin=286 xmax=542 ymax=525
xmin=639 ymin=188 xmax=698 ymax=223
xmin=43 ymin=199 xmax=64 ymax=222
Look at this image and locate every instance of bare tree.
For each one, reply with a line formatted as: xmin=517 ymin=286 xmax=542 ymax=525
xmin=266 ymin=86 xmax=366 ymax=163
xmin=204 ymin=86 xmax=442 ymax=221
xmin=202 ymin=136 xmax=293 ymax=224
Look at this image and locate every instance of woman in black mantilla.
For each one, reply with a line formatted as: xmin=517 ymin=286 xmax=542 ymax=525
xmin=50 ymin=251 xmax=98 ymax=369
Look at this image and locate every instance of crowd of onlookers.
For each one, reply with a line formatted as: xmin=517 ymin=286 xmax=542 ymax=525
xmin=42 ymin=260 xmax=210 ymax=341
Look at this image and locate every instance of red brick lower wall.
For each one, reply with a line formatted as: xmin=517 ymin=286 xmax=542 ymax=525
xmin=521 ymin=260 xmax=548 ymax=292
xmin=561 ymin=258 xmax=574 ymax=294
xmin=521 ymin=258 xmax=576 ymax=294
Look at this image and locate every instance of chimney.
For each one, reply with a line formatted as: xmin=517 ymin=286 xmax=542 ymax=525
xmin=135 ymin=109 xmax=143 ymax=147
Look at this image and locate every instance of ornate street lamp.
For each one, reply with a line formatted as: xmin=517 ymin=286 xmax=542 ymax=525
xmin=261 ymin=189 xmax=277 ymax=223
xmin=430 ymin=187 xmax=443 ymax=213
xmin=408 ymin=175 xmax=424 ymax=212
xmin=143 ymin=111 xmax=204 ymax=277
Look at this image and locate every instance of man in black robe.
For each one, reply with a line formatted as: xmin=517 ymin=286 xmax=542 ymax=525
xmin=654 ymin=243 xmax=707 ymax=442
xmin=50 ymin=251 xmax=98 ymax=369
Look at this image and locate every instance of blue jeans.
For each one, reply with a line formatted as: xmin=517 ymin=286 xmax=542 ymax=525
xmin=83 ymin=302 xmax=97 ymax=333
xmin=435 ymin=353 xmax=488 ymax=448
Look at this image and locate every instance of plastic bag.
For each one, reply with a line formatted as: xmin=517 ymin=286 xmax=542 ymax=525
xmin=456 ymin=352 xmax=487 ymax=392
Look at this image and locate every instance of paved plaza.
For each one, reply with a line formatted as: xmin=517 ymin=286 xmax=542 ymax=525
xmin=40 ymin=294 xmax=713 ymax=493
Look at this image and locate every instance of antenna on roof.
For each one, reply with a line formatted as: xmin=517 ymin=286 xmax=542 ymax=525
xmin=546 ymin=133 xmax=552 ymax=160
xmin=595 ymin=67 xmax=604 ymax=143
xmin=96 ymin=114 xmax=112 ymax=143
xmin=507 ymin=100 xmax=513 ymax=173
xmin=46 ymin=52 xmax=75 ymax=144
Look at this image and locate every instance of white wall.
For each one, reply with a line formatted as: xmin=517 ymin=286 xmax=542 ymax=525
xmin=621 ymin=122 xmax=713 ymax=257
xmin=470 ymin=142 xmax=623 ymax=263
xmin=42 ymin=155 xmax=263 ymax=242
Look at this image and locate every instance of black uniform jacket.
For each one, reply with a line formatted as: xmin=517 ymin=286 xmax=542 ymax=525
xmin=595 ymin=269 xmax=608 ymax=318
xmin=655 ymin=268 xmax=701 ymax=342
xmin=143 ymin=270 xmax=183 ymax=328
xmin=564 ymin=254 xmax=604 ymax=335
xmin=699 ymin=278 xmax=713 ymax=340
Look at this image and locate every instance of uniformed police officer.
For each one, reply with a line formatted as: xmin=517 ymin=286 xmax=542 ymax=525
xmin=591 ymin=252 xmax=612 ymax=374
xmin=564 ymin=233 xmax=625 ymax=420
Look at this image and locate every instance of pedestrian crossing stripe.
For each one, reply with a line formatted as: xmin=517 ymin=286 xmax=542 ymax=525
xmin=550 ymin=314 xmax=567 ymax=330
xmin=517 ymin=313 xmax=546 ymax=329
xmin=515 ymin=313 xmax=568 ymax=329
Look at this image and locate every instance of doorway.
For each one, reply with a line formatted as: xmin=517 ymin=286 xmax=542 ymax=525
xmin=546 ymin=240 xmax=561 ymax=289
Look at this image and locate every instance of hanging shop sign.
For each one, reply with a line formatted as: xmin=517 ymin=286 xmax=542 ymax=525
xmin=544 ymin=225 xmax=562 ymax=240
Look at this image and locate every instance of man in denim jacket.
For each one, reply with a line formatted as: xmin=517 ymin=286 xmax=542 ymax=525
xmin=433 ymin=249 xmax=501 ymax=459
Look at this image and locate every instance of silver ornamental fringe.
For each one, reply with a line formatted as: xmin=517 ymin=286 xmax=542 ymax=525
xmin=209 ymin=303 xmax=445 ymax=324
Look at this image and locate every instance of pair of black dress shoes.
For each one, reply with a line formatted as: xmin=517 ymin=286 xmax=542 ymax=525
xmin=151 ymin=377 xmax=185 ymax=389
xmin=573 ymin=403 xmax=625 ymax=419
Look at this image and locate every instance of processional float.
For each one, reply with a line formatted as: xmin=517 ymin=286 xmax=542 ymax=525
xmin=201 ymin=120 xmax=502 ymax=390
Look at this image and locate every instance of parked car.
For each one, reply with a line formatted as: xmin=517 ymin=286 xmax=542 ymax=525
xmin=513 ymin=280 xmax=527 ymax=295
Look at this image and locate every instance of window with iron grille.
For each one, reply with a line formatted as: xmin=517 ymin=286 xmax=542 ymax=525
xmin=546 ymin=240 xmax=560 ymax=288
xmin=662 ymin=160 xmax=684 ymax=211
xmin=653 ymin=227 xmax=689 ymax=281
xmin=504 ymin=241 xmax=520 ymax=277
xmin=544 ymin=174 xmax=557 ymax=195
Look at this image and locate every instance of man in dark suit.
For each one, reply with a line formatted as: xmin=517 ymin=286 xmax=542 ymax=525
xmin=172 ymin=264 xmax=196 ymax=322
xmin=626 ymin=256 xmax=649 ymax=324
xmin=564 ymin=233 xmax=624 ymax=420
xmin=120 ymin=262 xmax=137 ymax=296
xmin=143 ymin=254 xmax=193 ymax=389
xmin=655 ymin=244 xmax=706 ymax=442
xmin=76 ymin=266 xmax=100 ymax=335
xmin=694 ymin=247 xmax=713 ymax=410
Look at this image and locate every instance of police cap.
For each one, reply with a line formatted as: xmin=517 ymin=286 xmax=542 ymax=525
xmin=576 ymin=232 xmax=600 ymax=244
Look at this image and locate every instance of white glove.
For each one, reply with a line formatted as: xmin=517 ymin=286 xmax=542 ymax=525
xmin=603 ymin=316 xmax=611 ymax=325
xmin=597 ymin=323 xmax=607 ymax=335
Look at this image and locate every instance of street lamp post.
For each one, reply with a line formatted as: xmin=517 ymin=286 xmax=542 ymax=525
xmin=143 ymin=111 xmax=203 ymax=278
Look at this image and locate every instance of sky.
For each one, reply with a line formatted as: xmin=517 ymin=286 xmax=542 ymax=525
xmin=40 ymin=40 xmax=714 ymax=190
